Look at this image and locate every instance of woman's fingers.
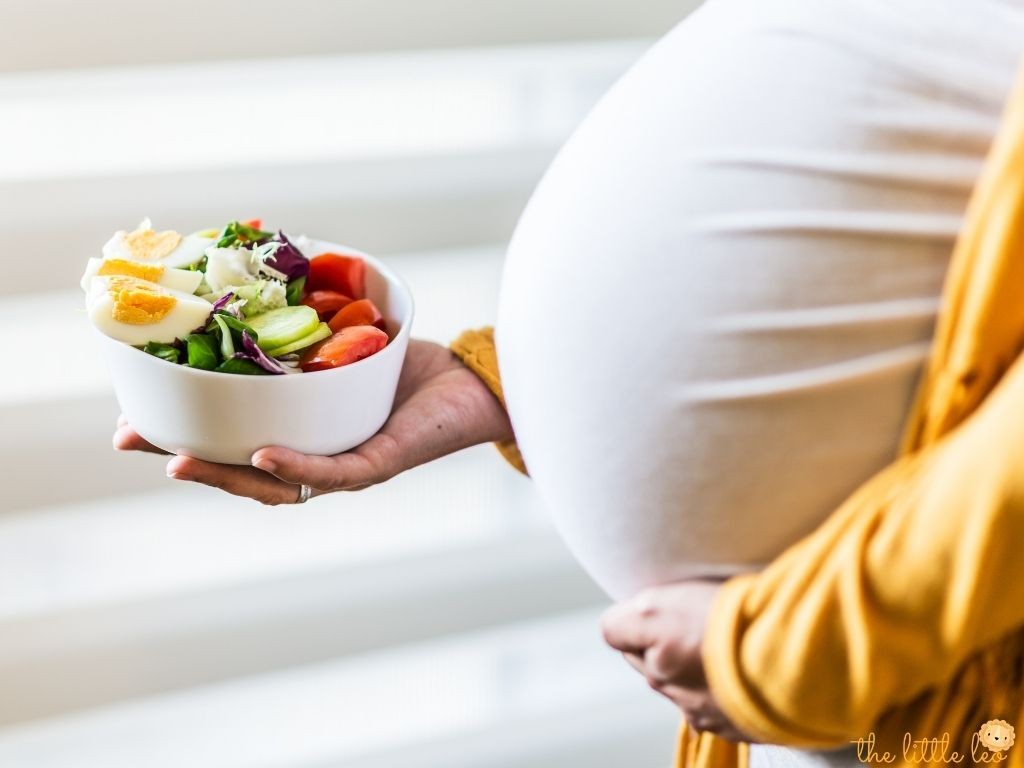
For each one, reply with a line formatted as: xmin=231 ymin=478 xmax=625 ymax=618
xmin=116 ymin=414 xmax=390 ymax=498
xmin=644 ymin=640 xmax=693 ymax=684
xmin=251 ymin=434 xmax=400 ymax=491
xmin=600 ymin=594 xmax=659 ymax=654
xmin=167 ymin=455 xmax=308 ymax=505
xmin=113 ymin=422 xmax=170 ymax=455
xmin=602 ymin=582 xmax=719 ymax=683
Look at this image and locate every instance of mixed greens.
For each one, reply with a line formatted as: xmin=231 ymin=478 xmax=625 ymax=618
xmin=84 ymin=219 xmax=391 ymax=375
xmin=146 ymin=221 xmax=323 ymax=374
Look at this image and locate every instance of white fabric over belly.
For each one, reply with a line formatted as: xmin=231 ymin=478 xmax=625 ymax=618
xmin=497 ymin=0 xmax=1024 ymax=601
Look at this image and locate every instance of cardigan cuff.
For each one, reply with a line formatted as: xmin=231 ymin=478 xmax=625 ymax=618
xmin=449 ymin=326 xmax=528 ymax=475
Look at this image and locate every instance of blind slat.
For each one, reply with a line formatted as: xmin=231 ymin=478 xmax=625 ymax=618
xmin=6 ymin=0 xmax=696 ymax=72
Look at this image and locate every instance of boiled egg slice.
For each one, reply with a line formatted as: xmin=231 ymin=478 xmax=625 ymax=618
xmin=102 ymin=220 xmax=215 ymax=269
xmin=80 ymin=257 xmax=203 ymax=295
xmin=86 ymin=275 xmax=213 ymax=345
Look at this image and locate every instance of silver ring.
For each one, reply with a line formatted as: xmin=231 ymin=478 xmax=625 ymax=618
xmin=295 ymin=484 xmax=312 ymax=504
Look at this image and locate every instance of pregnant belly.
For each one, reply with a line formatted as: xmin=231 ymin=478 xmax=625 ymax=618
xmin=498 ymin=268 xmax=938 ymax=599
xmin=490 ymin=0 xmax=1009 ymax=598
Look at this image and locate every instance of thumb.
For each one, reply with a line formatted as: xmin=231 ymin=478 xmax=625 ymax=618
xmin=251 ymin=435 xmax=400 ymax=491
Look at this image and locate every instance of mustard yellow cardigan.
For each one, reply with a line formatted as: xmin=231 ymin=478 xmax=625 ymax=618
xmin=452 ymin=62 xmax=1024 ymax=768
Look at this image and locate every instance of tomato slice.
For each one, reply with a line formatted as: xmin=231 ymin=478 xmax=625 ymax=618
xmin=327 ymin=298 xmax=386 ymax=333
xmin=308 ymin=253 xmax=366 ymax=299
xmin=244 ymin=218 xmax=262 ymax=230
xmin=302 ymin=290 xmax=355 ymax=321
xmin=300 ymin=326 xmax=388 ymax=372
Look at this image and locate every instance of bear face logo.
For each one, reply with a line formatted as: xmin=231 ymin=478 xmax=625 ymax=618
xmin=978 ymin=720 xmax=1016 ymax=752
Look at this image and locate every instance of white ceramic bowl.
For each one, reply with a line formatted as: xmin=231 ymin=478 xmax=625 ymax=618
xmin=95 ymin=239 xmax=413 ymax=465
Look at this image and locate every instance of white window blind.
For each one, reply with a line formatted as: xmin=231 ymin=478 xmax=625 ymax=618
xmin=0 ymin=4 xmax=699 ymax=765
xmin=4 ymin=0 xmax=697 ymax=71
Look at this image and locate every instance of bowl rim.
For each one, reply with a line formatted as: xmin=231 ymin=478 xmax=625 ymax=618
xmin=93 ymin=237 xmax=414 ymax=383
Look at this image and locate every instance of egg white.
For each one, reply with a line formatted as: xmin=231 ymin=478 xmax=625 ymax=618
xmin=87 ymin=276 xmax=214 ymax=346
xmin=80 ymin=258 xmax=203 ymax=294
xmin=165 ymin=233 xmax=218 ymax=269
xmin=102 ymin=230 xmax=216 ymax=269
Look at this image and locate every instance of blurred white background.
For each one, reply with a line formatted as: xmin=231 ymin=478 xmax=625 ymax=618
xmin=0 ymin=2 xmax=700 ymax=766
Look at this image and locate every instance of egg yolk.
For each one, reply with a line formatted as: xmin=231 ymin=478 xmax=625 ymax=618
xmin=98 ymin=258 xmax=166 ymax=283
xmin=107 ymin=277 xmax=178 ymax=325
xmin=123 ymin=227 xmax=182 ymax=262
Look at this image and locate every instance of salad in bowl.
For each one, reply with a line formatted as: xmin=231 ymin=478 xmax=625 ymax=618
xmin=83 ymin=218 xmax=390 ymax=374
xmin=85 ymin=219 xmax=413 ymax=464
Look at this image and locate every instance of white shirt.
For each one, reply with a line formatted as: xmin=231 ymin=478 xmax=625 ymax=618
xmin=499 ymin=0 xmax=1024 ymax=599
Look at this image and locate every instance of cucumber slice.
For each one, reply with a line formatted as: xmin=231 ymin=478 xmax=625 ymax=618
xmin=264 ymin=322 xmax=332 ymax=357
xmin=246 ymin=306 xmax=320 ymax=351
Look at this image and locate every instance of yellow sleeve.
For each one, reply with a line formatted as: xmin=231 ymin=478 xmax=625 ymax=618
xmin=450 ymin=326 xmax=528 ymax=475
xmin=700 ymin=63 xmax=1024 ymax=749
xmin=703 ymin=356 xmax=1024 ymax=744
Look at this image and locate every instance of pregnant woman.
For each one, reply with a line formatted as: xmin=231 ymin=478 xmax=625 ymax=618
xmin=116 ymin=0 xmax=1024 ymax=765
